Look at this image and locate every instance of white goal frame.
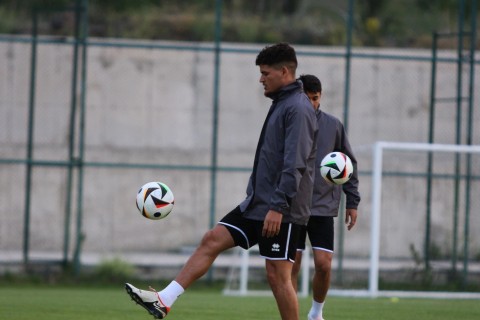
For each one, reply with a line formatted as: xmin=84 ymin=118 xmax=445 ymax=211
xmin=368 ymin=141 xmax=480 ymax=299
xmin=224 ymin=141 xmax=480 ymax=299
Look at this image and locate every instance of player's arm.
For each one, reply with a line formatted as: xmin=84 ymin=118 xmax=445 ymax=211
xmin=335 ymin=121 xmax=360 ymax=230
xmin=345 ymin=208 xmax=358 ymax=230
xmin=337 ymin=122 xmax=361 ymax=210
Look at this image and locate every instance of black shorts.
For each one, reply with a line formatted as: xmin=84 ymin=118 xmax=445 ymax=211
xmin=297 ymin=216 xmax=334 ymax=253
xmin=218 ymin=206 xmax=301 ymax=262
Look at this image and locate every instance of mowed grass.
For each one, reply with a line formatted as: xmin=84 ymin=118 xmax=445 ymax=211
xmin=1 ymin=285 xmax=480 ymax=320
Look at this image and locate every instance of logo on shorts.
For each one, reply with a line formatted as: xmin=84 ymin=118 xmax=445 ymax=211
xmin=272 ymin=243 xmax=280 ymax=252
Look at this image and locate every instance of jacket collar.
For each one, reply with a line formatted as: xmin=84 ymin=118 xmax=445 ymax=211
xmin=270 ymin=80 xmax=302 ymax=101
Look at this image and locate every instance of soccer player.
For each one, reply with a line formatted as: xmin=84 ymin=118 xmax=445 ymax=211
xmin=291 ymin=74 xmax=360 ymax=320
xmin=125 ymin=43 xmax=318 ymax=320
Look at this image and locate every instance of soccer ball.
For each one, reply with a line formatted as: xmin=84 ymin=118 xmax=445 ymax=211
xmin=320 ymin=152 xmax=353 ymax=185
xmin=136 ymin=181 xmax=174 ymax=220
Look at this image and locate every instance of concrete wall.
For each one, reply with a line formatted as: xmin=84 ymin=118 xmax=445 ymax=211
xmin=0 ymin=38 xmax=479 ymax=262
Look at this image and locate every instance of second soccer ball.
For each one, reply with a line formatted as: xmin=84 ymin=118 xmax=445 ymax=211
xmin=320 ymin=152 xmax=353 ymax=185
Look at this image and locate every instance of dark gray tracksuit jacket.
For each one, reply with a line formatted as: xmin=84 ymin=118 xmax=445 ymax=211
xmin=239 ymin=81 xmax=318 ymax=226
xmin=312 ymin=109 xmax=360 ymax=217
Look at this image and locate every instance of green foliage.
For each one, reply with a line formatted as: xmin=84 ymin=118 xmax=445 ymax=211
xmin=93 ymin=257 xmax=135 ymax=282
xmin=90 ymin=0 xmax=158 ymax=12
xmin=0 ymin=0 xmax=476 ymax=47
xmin=0 ymin=6 xmax=18 ymax=33
xmin=0 ymin=258 xmax=134 ymax=286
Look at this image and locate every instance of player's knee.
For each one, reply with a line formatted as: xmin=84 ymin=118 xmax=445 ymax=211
xmin=200 ymin=225 xmax=236 ymax=256
xmin=315 ymin=259 xmax=331 ymax=275
xmin=265 ymin=263 xmax=280 ymax=286
xmin=199 ymin=229 xmax=223 ymax=253
xmin=266 ymin=269 xmax=284 ymax=290
xmin=265 ymin=261 xmax=292 ymax=290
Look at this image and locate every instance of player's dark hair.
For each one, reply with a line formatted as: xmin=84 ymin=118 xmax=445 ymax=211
xmin=299 ymin=74 xmax=322 ymax=93
xmin=255 ymin=42 xmax=298 ymax=72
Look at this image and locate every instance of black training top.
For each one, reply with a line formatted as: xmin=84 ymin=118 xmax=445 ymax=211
xmin=239 ymin=80 xmax=318 ymax=226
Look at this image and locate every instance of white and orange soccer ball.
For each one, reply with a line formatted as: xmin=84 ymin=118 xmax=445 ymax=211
xmin=135 ymin=181 xmax=174 ymax=220
xmin=319 ymin=152 xmax=354 ymax=185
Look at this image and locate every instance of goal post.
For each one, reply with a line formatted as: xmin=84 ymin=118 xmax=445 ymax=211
xmin=369 ymin=141 xmax=480 ymax=298
xmin=223 ymin=141 xmax=480 ymax=299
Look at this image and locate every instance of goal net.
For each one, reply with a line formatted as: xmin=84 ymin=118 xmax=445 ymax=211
xmin=224 ymin=141 xmax=480 ymax=299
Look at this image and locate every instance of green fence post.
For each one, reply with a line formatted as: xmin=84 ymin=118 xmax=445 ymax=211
xmin=63 ymin=0 xmax=83 ymax=269
xmin=336 ymin=0 xmax=354 ymax=286
xmin=23 ymin=8 xmax=39 ymax=268
xmin=73 ymin=0 xmax=89 ymax=276
xmin=209 ymin=0 xmax=222 ymax=231
xmin=425 ymin=31 xmax=438 ymax=272
xmin=462 ymin=0 xmax=477 ymax=288
xmin=206 ymin=0 xmax=222 ymax=284
xmin=451 ymin=0 xmax=467 ymax=277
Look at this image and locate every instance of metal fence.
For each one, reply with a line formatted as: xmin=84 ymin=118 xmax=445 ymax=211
xmin=0 ymin=0 xmax=479 ymax=290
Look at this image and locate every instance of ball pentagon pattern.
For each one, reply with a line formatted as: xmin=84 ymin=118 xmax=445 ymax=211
xmin=136 ymin=181 xmax=174 ymax=220
xmin=320 ymin=152 xmax=353 ymax=185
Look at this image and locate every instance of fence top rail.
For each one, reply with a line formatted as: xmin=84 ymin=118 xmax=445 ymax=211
xmin=1 ymin=34 xmax=480 ymax=64
xmin=375 ymin=141 xmax=480 ymax=153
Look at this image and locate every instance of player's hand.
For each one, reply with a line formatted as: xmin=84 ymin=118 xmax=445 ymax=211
xmin=262 ymin=210 xmax=283 ymax=238
xmin=345 ymin=208 xmax=358 ymax=230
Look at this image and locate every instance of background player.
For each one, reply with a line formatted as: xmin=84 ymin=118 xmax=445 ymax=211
xmin=292 ymin=74 xmax=361 ymax=320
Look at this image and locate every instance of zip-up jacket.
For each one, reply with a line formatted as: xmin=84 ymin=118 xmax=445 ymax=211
xmin=312 ymin=109 xmax=360 ymax=216
xmin=239 ymin=80 xmax=318 ymax=225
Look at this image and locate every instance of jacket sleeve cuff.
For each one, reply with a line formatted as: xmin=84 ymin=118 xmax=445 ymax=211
xmin=269 ymin=205 xmax=288 ymax=215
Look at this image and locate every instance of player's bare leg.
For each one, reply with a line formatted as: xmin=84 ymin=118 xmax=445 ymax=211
xmin=158 ymin=224 xmax=236 ymax=308
xmin=312 ymin=250 xmax=332 ymax=303
xmin=174 ymin=224 xmax=235 ymax=289
xmin=308 ymin=249 xmax=333 ymax=320
xmin=125 ymin=224 xmax=235 ymax=319
xmin=291 ymin=250 xmax=303 ymax=292
xmin=266 ymin=259 xmax=299 ymax=320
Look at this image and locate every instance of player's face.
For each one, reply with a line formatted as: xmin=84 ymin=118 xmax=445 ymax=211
xmin=306 ymin=91 xmax=321 ymax=110
xmin=258 ymin=64 xmax=286 ymax=97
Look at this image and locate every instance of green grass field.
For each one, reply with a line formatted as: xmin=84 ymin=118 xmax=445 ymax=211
xmin=1 ymin=285 xmax=480 ymax=320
